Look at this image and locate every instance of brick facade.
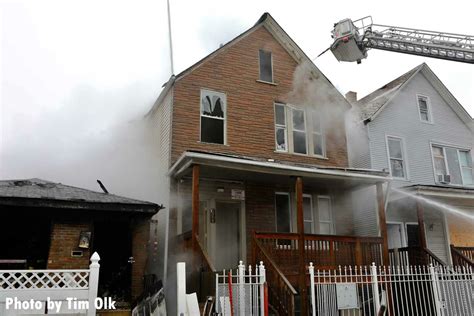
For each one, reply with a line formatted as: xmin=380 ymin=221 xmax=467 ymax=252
xmin=47 ymin=219 xmax=92 ymax=269
xmin=170 ymin=26 xmax=349 ymax=168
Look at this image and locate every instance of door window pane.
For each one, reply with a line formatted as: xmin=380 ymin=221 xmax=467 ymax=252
xmin=318 ymin=197 xmax=333 ymax=235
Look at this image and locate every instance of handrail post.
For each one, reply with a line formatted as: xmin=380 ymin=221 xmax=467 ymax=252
xmin=87 ymin=252 xmax=100 ymax=316
xmin=371 ymin=263 xmax=380 ymax=315
xmin=309 ymin=263 xmax=316 ymax=316
xmin=429 ymin=264 xmax=442 ymax=316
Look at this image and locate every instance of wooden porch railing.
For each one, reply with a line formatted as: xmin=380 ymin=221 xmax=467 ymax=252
xmin=389 ymin=246 xmax=445 ymax=266
xmin=254 ymin=232 xmax=384 ymax=279
xmin=252 ymin=233 xmax=296 ymax=316
xmin=451 ymin=245 xmax=474 ymax=269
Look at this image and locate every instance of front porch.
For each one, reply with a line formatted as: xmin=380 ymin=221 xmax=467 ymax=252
xmin=170 ymin=151 xmax=391 ymax=315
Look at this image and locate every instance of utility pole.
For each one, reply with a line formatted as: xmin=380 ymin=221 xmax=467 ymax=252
xmin=167 ymin=0 xmax=175 ymax=74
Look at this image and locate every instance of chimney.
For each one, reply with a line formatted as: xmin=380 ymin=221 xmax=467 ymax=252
xmin=345 ymin=91 xmax=357 ymax=103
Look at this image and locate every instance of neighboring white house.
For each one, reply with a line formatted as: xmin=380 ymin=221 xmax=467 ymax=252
xmin=346 ymin=63 xmax=474 ymax=264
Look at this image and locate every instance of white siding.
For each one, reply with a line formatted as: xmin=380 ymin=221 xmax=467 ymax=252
xmin=352 ymin=186 xmax=379 ymax=237
xmin=367 ymin=72 xmax=473 ymax=188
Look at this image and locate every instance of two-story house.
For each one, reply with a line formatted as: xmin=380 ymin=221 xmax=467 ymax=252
xmin=347 ymin=63 xmax=474 ymax=267
xmin=148 ymin=13 xmax=392 ymax=314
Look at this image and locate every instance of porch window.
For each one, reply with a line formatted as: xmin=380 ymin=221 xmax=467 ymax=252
xmin=274 ymin=103 xmax=287 ymax=152
xmin=417 ymin=95 xmax=432 ymax=123
xmin=200 ymin=89 xmax=226 ymax=144
xmin=275 ymin=193 xmax=291 ymax=233
xmin=432 ymin=145 xmax=473 ymax=186
xmin=292 ymin=108 xmax=307 ymax=154
xmin=311 ymin=111 xmax=325 ymax=156
xmin=387 ymin=136 xmax=407 ymax=179
xmin=317 ymin=196 xmax=333 ymax=234
xmin=303 ymin=195 xmax=314 ymax=233
xmin=259 ymin=50 xmax=273 ymax=82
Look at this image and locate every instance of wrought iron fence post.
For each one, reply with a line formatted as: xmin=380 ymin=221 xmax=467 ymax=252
xmin=429 ymin=264 xmax=442 ymax=316
xmin=308 ymin=262 xmax=316 ymax=316
xmin=258 ymin=261 xmax=266 ymax=316
xmin=238 ymin=261 xmax=245 ymax=316
xmin=371 ymin=262 xmax=380 ymax=315
xmin=87 ymin=252 xmax=100 ymax=316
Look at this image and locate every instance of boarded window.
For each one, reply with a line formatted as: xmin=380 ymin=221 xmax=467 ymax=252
xmin=200 ymin=89 xmax=226 ymax=144
xmin=292 ymin=109 xmax=307 ymax=154
xmin=275 ymin=193 xmax=291 ymax=233
xmin=274 ymin=103 xmax=287 ymax=151
xmin=387 ymin=137 xmax=406 ymax=178
xmin=259 ymin=50 xmax=273 ymax=82
xmin=418 ymin=96 xmax=431 ymax=122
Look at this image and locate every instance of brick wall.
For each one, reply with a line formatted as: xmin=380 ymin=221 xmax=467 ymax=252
xmin=47 ymin=219 xmax=92 ymax=269
xmin=171 ymin=25 xmax=349 ymax=167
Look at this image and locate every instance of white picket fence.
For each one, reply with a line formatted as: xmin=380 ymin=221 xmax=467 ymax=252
xmin=215 ymin=261 xmax=266 ymax=316
xmin=308 ymin=262 xmax=474 ymax=316
xmin=0 ymin=253 xmax=100 ymax=316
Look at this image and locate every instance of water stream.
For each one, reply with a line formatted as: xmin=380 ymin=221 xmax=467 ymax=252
xmin=392 ymin=187 xmax=474 ymax=220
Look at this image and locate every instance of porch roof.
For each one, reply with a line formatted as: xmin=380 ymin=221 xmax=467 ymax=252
xmin=399 ymin=184 xmax=474 ymax=208
xmin=169 ymin=151 xmax=390 ymax=189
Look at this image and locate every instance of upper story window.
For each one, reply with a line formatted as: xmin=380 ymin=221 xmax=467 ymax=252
xmin=387 ymin=136 xmax=407 ymax=179
xmin=259 ymin=50 xmax=273 ymax=83
xmin=274 ymin=103 xmax=326 ymax=157
xmin=417 ymin=95 xmax=432 ymax=123
xmin=200 ymin=89 xmax=226 ymax=144
xmin=431 ymin=145 xmax=473 ymax=186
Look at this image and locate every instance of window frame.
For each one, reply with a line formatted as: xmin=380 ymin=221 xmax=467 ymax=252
xmin=274 ymin=103 xmax=288 ymax=152
xmin=258 ymin=49 xmax=274 ymax=83
xmin=317 ymin=195 xmax=333 ymax=235
xmin=290 ymin=107 xmax=308 ymax=155
xmin=416 ymin=94 xmax=433 ymax=124
xmin=385 ymin=135 xmax=409 ymax=180
xmin=199 ymin=88 xmax=227 ymax=145
xmin=274 ymin=192 xmax=292 ymax=233
xmin=430 ymin=141 xmax=473 ymax=186
xmin=303 ymin=194 xmax=314 ymax=234
xmin=310 ymin=110 xmax=326 ymax=157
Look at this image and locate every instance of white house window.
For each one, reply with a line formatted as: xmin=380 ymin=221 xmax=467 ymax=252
xmin=200 ymin=89 xmax=226 ymax=144
xmin=292 ymin=108 xmax=307 ymax=154
xmin=274 ymin=103 xmax=287 ymax=152
xmin=275 ymin=193 xmax=291 ymax=233
xmin=311 ymin=111 xmax=325 ymax=156
xmin=317 ymin=196 xmax=333 ymax=235
xmin=387 ymin=136 xmax=407 ymax=179
xmin=303 ymin=195 xmax=313 ymax=234
xmin=417 ymin=95 xmax=431 ymax=123
xmin=259 ymin=50 xmax=273 ymax=82
xmin=432 ymin=145 xmax=473 ymax=186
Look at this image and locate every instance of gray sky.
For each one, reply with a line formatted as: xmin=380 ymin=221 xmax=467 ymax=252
xmin=0 ymin=0 xmax=473 ymax=200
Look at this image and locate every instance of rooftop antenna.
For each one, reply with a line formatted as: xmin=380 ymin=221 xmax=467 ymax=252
xmin=167 ymin=0 xmax=175 ymax=74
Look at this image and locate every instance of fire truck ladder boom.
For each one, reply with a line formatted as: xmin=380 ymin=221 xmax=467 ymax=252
xmin=364 ymin=24 xmax=474 ymax=63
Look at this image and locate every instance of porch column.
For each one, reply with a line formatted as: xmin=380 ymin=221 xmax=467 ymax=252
xmin=376 ymin=182 xmax=390 ymax=266
xmin=416 ymin=200 xmax=427 ymax=249
xmin=296 ymin=177 xmax=308 ymax=316
xmin=192 ymin=164 xmax=200 ymax=251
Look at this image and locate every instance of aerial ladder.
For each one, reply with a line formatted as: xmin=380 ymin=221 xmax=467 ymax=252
xmin=329 ymin=16 xmax=474 ymax=64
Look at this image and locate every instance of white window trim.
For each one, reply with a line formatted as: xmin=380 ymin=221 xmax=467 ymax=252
xmin=274 ymin=103 xmax=288 ymax=153
xmin=429 ymin=141 xmax=473 ymax=186
xmin=303 ymin=194 xmax=314 ymax=234
xmin=385 ymin=135 xmax=410 ymax=180
xmin=275 ymin=192 xmax=292 ymax=233
xmin=416 ymin=94 xmax=434 ymax=124
xmin=199 ymin=88 xmax=227 ymax=145
xmin=317 ymin=195 xmax=333 ymax=235
xmin=273 ymin=103 xmax=327 ymax=158
xmin=258 ymin=49 xmax=274 ymax=83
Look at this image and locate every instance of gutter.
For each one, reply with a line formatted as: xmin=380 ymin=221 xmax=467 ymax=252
xmin=168 ymin=151 xmax=391 ymax=182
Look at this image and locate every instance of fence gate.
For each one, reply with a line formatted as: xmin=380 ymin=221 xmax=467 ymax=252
xmin=309 ymin=263 xmax=474 ymax=316
xmin=215 ymin=261 xmax=266 ymax=316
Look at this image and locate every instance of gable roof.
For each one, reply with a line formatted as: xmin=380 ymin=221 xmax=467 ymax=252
xmin=0 ymin=178 xmax=159 ymax=213
xmin=357 ymin=63 xmax=473 ymax=130
xmin=147 ymin=12 xmax=351 ymax=116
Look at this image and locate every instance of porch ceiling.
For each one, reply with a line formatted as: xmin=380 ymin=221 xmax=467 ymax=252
xmin=169 ymin=151 xmax=390 ymax=189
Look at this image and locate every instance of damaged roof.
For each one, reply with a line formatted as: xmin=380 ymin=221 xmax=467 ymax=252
xmin=356 ymin=64 xmax=423 ymax=121
xmin=0 ymin=178 xmax=160 ymax=213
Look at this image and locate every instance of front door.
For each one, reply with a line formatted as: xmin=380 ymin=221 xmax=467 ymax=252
xmin=215 ymin=201 xmax=240 ymax=270
xmin=406 ymin=223 xmax=421 ymax=247
xmin=387 ymin=223 xmax=404 ymax=249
